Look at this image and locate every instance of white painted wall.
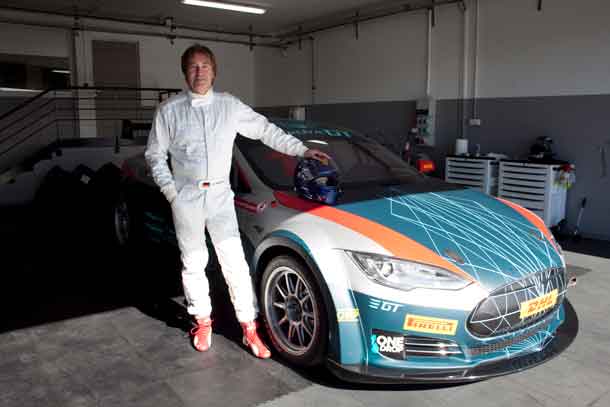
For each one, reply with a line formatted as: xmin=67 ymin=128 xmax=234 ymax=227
xmin=254 ymin=43 xmax=312 ymax=107
xmin=255 ymin=0 xmax=610 ymax=104
xmin=476 ymin=0 xmax=610 ymax=98
xmin=0 ymin=16 xmax=255 ymax=102
xmin=75 ymin=31 xmax=255 ymax=103
xmin=4 ymin=0 xmax=610 ymax=106
xmin=315 ymin=11 xmax=428 ymax=104
xmin=0 ymin=20 xmax=256 ymax=138
xmin=431 ymin=0 xmax=610 ymax=100
xmin=66 ymin=22 xmax=256 ymax=135
xmin=429 ymin=4 xmax=464 ymax=100
xmin=254 ymin=10 xmax=429 ymax=106
xmin=71 ymin=30 xmax=255 ymax=138
xmin=0 ymin=22 xmax=69 ymax=58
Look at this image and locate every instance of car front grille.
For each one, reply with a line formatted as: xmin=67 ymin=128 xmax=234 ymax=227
xmin=466 ymin=318 xmax=552 ymax=356
xmin=467 ymin=267 xmax=567 ymax=338
xmin=403 ymin=335 xmax=462 ymax=357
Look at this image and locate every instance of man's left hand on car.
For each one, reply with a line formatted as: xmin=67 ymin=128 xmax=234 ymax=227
xmin=304 ymin=149 xmax=332 ymax=164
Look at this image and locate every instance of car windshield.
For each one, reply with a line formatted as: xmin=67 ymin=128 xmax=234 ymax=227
xmin=236 ymin=121 xmax=425 ymax=190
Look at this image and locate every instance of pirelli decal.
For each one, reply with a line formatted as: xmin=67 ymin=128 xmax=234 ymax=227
xmin=403 ymin=314 xmax=458 ymax=336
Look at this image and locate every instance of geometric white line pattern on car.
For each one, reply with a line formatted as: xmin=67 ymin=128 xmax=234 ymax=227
xmin=380 ymin=190 xmax=566 ymax=338
xmin=467 ymin=318 xmax=552 ymax=356
xmin=501 ymin=328 xmax=556 ymax=357
xmin=385 ymin=190 xmax=561 ymax=289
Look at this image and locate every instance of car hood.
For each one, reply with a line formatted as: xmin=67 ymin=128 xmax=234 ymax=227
xmin=276 ymin=186 xmax=563 ymax=292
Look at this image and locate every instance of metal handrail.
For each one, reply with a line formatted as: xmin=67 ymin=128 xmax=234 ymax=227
xmin=0 ymin=86 xmax=181 ymax=122
xmin=55 ymin=107 xmax=156 ymax=112
xmin=0 ymin=116 xmax=56 ymax=156
xmin=0 ymin=89 xmax=54 ymax=123
xmin=0 ymin=98 xmax=56 ymax=141
xmin=0 ymin=86 xmax=181 ymax=174
xmin=0 ymin=86 xmax=181 ymax=119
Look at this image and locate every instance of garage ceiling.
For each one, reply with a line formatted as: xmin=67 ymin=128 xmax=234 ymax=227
xmin=1 ymin=0 xmax=435 ymax=36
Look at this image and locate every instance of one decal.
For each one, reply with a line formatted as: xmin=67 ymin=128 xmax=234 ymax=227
xmin=337 ymin=308 xmax=360 ymax=322
xmin=368 ymin=298 xmax=403 ymax=313
xmin=520 ymin=289 xmax=558 ymax=320
xmin=371 ymin=332 xmax=404 ymax=356
xmin=403 ymin=314 xmax=458 ymax=336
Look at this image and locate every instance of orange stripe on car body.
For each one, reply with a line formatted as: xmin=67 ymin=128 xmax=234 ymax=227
xmin=273 ymin=191 xmax=476 ymax=283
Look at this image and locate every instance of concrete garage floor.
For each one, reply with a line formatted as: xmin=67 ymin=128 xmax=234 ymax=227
xmin=1 ymin=205 xmax=609 ymax=407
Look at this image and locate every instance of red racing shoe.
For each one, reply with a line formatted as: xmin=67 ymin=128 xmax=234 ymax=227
xmin=190 ymin=317 xmax=213 ymax=352
xmin=241 ymin=321 xmax=271 ymax=359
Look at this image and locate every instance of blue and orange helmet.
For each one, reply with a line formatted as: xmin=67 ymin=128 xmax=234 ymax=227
xmin=294 ymin=158 xmax=341 ymax=205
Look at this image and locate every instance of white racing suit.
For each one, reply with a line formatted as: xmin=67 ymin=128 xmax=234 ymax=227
xmin=145 ymin=89 xmax=307 ymax=322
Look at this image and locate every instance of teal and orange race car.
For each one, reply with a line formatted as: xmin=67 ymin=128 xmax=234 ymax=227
xmin=114 ymin=119 xmax=577 ymax=383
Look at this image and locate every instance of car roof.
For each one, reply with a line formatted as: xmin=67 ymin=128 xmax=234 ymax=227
xmin=269 ymin=118 xmax=356 ymax=138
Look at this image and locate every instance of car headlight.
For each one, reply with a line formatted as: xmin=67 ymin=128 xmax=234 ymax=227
xmin=346 ymin=251 xmax=472 ymax=291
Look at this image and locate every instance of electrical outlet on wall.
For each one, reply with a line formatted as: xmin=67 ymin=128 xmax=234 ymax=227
xmin=469 ymin=118 xmax=482 ymax=126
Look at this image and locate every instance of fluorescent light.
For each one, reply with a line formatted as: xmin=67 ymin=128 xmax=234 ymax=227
xmin=52 ymin=69 xmax=71 ymax=74
xmin=181 ymin=0 xmax=266 ymax=15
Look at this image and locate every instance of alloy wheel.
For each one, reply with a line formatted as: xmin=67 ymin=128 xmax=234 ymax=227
xmin=264 ymin=266 xmax=318 ymax=355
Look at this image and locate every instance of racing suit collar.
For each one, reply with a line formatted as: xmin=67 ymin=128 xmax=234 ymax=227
xmin=188 ymin=88 xmax=215 ymax=107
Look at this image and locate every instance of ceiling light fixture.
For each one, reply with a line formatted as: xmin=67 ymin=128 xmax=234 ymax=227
xmin=181 ymin=0 xmax=266 ymax=15
xmin=52 ymin=69 xmax=71 ymax=74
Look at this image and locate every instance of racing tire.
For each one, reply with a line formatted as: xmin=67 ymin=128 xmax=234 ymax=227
xmin=260 ymin=255 xmax=328 ymax=367
xmin=88 ymin=163 xmax=136 ymax=248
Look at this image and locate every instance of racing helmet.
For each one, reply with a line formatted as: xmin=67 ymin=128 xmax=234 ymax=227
xmin=294 ymin=158 xmax=341 ymax=205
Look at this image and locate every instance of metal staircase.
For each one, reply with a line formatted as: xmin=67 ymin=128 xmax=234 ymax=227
xmin=0 ymin=86 xmax=179 ymax=204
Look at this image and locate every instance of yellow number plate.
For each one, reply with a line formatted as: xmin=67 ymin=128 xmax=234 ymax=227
xmin=520 ymin=289 xmax=558 ymax=319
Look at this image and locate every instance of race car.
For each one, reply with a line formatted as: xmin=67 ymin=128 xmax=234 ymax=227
xmin=112 ymin=119 xmax=577 ymax=383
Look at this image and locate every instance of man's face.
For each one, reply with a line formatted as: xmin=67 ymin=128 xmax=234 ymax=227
xmin=185 ymin=52 xmax=215 ymax=95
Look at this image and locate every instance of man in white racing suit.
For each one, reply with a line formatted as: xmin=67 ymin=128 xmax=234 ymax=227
xmin=145 ymin=44 xmax=329 ymax=358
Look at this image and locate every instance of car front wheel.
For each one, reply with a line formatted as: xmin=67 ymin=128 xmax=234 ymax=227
xmin=260 ymin=255 xmax=328 ymax=367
